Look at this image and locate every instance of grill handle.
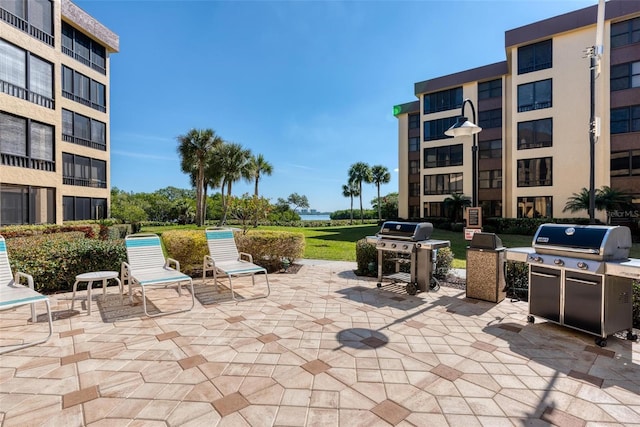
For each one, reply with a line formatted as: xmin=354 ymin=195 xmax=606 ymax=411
xmin=566 ymin=277 xmax=600 ymax=286
xmin=534 ymin=244 xmax=599 ymax=255
xmin=531 ymin=271 xmax=559 ymax=279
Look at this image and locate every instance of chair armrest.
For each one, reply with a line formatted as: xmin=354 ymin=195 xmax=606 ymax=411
xmin=239 ymin=252 xmax=254 ymax=263
xmin=121 ymin=261 xmax=131 ymax=280
xmin=166 ymin=257 xmax=181 ymax=271
xmin=15 ymin=271 xmax=35 ymax=290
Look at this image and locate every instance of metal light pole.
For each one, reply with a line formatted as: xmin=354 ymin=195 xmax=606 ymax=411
xmin=445 ymin=98 xmax=482 ymax=207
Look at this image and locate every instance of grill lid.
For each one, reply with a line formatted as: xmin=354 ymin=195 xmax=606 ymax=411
xmin=377 ymin=221 xmax=433 ymax=241
xmin=532 ymin=224 xmax=632 ymax=260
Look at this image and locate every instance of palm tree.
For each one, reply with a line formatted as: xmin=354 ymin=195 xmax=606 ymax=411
xmin=348 ymin=162 xmax=372 ymax=223
xmin=176 ymin=129 xmax=222 ymax=226
xmin=370 ymin=165 xmax=391 ymax=221
xmin=342 ymin=182 xmax=360 ymax=225
xmin=248 ymin=154 xmax=273 ymax=197
xmin=443 ymin=193 xmax=471 ymax=223
xmin=563 ymin=186 xmax=633 ymax=223
xmin=213 ymin=142 xmax=253 ymax=225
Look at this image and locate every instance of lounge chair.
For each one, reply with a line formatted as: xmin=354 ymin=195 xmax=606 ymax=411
xmin=203 ymin=227 xmax=270 ymax=301
xmin=0 ymin=235 xmax=53 ymax=354
xmin=121 ymin=233 xmax=195 ymax=317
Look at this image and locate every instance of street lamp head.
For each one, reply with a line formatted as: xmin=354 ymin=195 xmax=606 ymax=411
xmin=445 ymin=116 xmax=482 ymax=137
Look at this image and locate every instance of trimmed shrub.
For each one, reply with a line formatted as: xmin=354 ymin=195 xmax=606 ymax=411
xmin=161 ymin=230 xmax=208 ymax=276
xmin=6 ymin=233 xmax=126 ymax=293
xmin=434 ymin=247 xmax=453 ymax=279
xmin=355 ymin=239 xmax=377 ymax=274
xmin=505 ymin=261 xmax=529 ymax=301
xmin=633 ymin=281 xmax=640 ymax=329
xmin=235 ymin=230 xmax=305 ymax=273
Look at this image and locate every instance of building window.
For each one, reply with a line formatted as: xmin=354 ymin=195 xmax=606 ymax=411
xmin=424 ymin=173 xmax=463 ymax=195
xmin=518 ymin=196 xmax=552 ymax=218
xmin=517 ymin=157 xmax=552 ymax=187
xmin=611 ymin=150 xmax=640 ymax=177
xmin=611 ymin=61 xmax=640 ymax=91
xmin=611 ymin=105 xmax=640 ymax=134
xmin=61 ymin=65 xmax=107 ymax=113
xmin=479 ymin=139 xmax=502 ymax=159
xmin=0 ymin=39 xmax=54 ymax=109
xmin=424 ymin=144 xmax=463 ymax=168
xmin=423 ymin=87 xmax=463 ymax=114
xmin=63 ymin=196 xmax=107 ymax=221
xmin=409 ymin=182 xmax=420 ymax=197
xmin=480 ymin=200 xmax=502 ymax=218
xmin=408 ymin=137 xmax=419 ymax=152
xmin=0 ymin=184 xmax=55 ymax=225
xmin=479 ymin=170 xmax=502 ymax=189
xmin=0 ymin=111 xmax=54 ymax=171
xmin=408 ymin=205 xmax=421 ymax=219
xmin=62 ymin=153 xmax=107 ymax=188
xmin=478 ymin=79 xmax=502 ymax=100
xmin=518 ymin=39 xmax=552 ymax=74
xmin=408 ymin=114 xmax=420 ymax=129
xmin=478 ymin=108 xmax=502 ymax=129
xmin=611 ymin=17 xmax=640 ymax=49
xmin=62 ymin=109 xmax=106 ymax=151
xmin=409 ymin=160 xmax=420 ymax=175
xmin=424 ymin=202 xmax=444 ymax=218
xmin=424 ymin=116 xmax=458 ymax=141
xmin=518 ymin=79 xmax=552 ymax=112
xmin=62 ymin=22 xmax=107 ymax=74
xmin=518 ymin=118 xmax=552 ymax=149
xmin=0 ymin=0 xmax=53 ymax=46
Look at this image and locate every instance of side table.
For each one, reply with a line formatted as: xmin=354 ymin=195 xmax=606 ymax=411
xmin=71 ymin=271 xmax=122 ymax=315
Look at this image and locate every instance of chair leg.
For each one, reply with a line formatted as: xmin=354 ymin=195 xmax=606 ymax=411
xmin=0 ymin=299 xmax=53 ymax=355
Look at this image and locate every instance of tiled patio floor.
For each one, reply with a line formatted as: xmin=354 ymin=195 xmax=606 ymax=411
xmin=1 ymin=261 xmax=639 ymax=426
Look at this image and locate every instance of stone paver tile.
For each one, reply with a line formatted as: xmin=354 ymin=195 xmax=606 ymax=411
xmin=568 ymin=370 xmax=604 ymax=388
xmin=136 ymin=399 xmax=180 ymax=421
xmin=584 ymin=345 xmax=615 ymax=358
xmin=431 ymin=364 xmax=463 ymax=382
xmin=281 ymin=388 xmax=311 ymax=406
xmin=274 ymin=405 xmax=309 ymax=426
xmin=540 ymin=406 xmax=586 ymax=427
xmin=166 ymin=401 xmax=214 ymax=426
xmin=178 ymin=354 xmax=207 ymax=370
xmin=599 ymin=404 xmax=640 ymax=424
xmin=238 ymin=404 xmax=278 ymax=426
xmin=443 ymin=414 xmax=482 ymax=427
xmin=341 ymin=408 xmax=394 ymax=427
xmin=156 ymin=331 xmax=180 ymax=341
xmin=314 ymin=317 xmax=334 ymax=325
xmin=257 ymin=333 xmax=280 ymax=343
xmin=361 ymin=336 xmax=386 ymax=349
xmin=310 ymin=390 xmax=339 ymax=408
xmin=62 ymin=385 xmax=99 ymax=409
xmin=307 ymin=408 xmax=338 ymax=426
xmin=370 ymin=399 xmax=410 ymax=425
xmin=437 ymin=396 xmax=473 ymax=415
xmin=465 ymin=397 xmax=505 ymax=417
xmin=301 ymin=359 xmax=331 ymax=375
xmin=471 ymin=341 xmax=497 ymax=353
xmin=212 ymin=392 xmax=250 ymax=417
xmin=60 ymin=328 xmax=84 ymax=338
xmin=225 ymin=316 xmax=245 ymax=323
xmin=60 ymin=351 xmax=90 ymax=366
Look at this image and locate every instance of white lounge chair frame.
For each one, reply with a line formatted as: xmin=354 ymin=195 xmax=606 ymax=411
xmin=0 ymin=235 xmax=53 ymax=354
xmin=121 ymin=233 xmax=194 ymax=317
xmin=203 ymin=227 xmax=270 ymax=301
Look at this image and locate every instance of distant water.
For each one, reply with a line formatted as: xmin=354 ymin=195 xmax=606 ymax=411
xmin=299 ymin=214 xmax=331 ymax=221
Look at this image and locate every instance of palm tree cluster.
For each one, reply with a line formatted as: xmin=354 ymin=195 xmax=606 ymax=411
xmin=345 ymin=162 xmax=391 ymax=223
xmin=177 ymin=128 xmax=273 ymax=226
xmin=563 ymin=186 xmax=634 ymax=224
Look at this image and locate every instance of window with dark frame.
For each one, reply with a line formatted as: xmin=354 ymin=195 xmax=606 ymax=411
xmin=408 ymin=205 xmax=421 ymax=219
xmin=611 ymin=61 xmax=640 ymax=91
xmin=408 ymin=114 xmax=420 ymax=129
xmin=424 ymin=173 xmax=463 ymax=195
xmin=0 ymin=0 xmax=54 ymax=46
xmin=61 ymin=65 xmax=107 ymax=112
xmin=611 ymin=17 xmax=640 ymax=49
xmin=0 ymin=184 xmax=55 ymax=225
xmin=62 ymin=153 xmax=107 ymax=188
xmin=424 ymin=202 xmax=445 ymax=218
xmin=62 ymin=22 xmax=107 ymax=74
xmin=423 ymin=87 xmax=463 ymax=114
xmin=424 ymin=116 xmax=458 ymax=141
xmin=408 ymin=137 xmax=419 ymax=152
xmin=478 ymin=108 xmax=502 ymax=129
xmin=479 ymin=170 xmax=502 ymax=189
xmin=517 ymin=196 xmax=553 ymax=218
xmin=611 ymin=105 xmax=640 ymax=134
xmin=610 ymin=150 xmax=640 ymax=177
xmin=424 ymin=144 xmax=463 ymax=168
xmin=0 ymin=39 xmax=54 ymax=109
xmin=517 ymin=157 xmax=552 ymax=187
xmin=479 ymin=139 xmax=502 ymax=159
xmin=517 ymin=79 xmax=552 ymax=112
xmin=480 ymin=200 xmax=502 ymax=218
xmin=62 ymin=109 xmax=106 ymax=150
xmin=409 ymin=160 xmax=420 ymax=175
xmin=478 ymin=79 xmax=502 ymax=100
xmin=518 ymin=39 xmax=552 ymax=74
xmin=0 ymin=111 xmax=55 ymax=171
xmin=517 ymin=118 xmax=552 ymax=149
xmin=409 ymin=182 xmax=420 ymax=197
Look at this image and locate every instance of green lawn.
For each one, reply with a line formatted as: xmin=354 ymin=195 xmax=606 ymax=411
xmin=141 ymin=223 xmax=640 ymax=269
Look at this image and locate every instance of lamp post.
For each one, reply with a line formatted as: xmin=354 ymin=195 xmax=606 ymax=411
xmin=445 ymin=98 xmax=482 ymax=207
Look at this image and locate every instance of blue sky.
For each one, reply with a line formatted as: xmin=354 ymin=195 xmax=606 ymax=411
xmin=77 ymin=0 xmax=595 ymax=212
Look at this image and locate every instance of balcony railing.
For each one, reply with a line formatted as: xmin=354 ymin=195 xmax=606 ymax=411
xmin=62 ymin=133 xmax=107 ymax=151
xmin=61 ymin=90 xmax=106 ymax=113
xmin=1 ymin=79 xmax=54 ymax=109
xmin=1 ymin=153 xmax=55 ymax=172
xmin=63 ymin=176 xmax=107 ymax=188
xmin=62 ymin=46 xmax=107 ymax=75
xmin=0 ymin=7 xmax=54 ymax=46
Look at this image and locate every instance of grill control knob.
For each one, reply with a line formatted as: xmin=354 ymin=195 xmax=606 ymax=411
xmin=391 ymin=243 xmax=397 ymax=249
xmin=554 ymin=259 xmax=564 ymax=266
xmin=403 ymin=245 xmax=409 ymax=250
xmin=529 ymin=256 xmax=543 ymax=263
xmin=577 ymin=262 xmax=588 ymax=270
xmin=379 ymin=242 xmax=385 ymax=248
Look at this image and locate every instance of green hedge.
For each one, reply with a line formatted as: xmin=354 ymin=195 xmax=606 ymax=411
xmin=6 ymin=233 xmax=126 ymax=293
xmin=161 ymin=230 xmax=208 ymax=276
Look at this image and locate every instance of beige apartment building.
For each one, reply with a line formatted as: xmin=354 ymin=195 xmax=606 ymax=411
xmin=0 ymin=0 xmax=118 ymax=225
xmin=395 ymin=0 xmax=640 ymax=223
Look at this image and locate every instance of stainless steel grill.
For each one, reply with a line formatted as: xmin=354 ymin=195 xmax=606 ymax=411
xmin=367 ymin=221 xmax=450 ymax=295
xmin=505 ymin=224 xmax=638 ymax=347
